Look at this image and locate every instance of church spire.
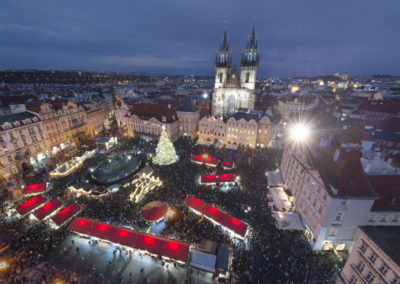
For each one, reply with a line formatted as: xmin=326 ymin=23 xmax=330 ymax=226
xmin=241 ymin=26 xmax=259 ymax=67
xmin=215 ymin=30 xmax=232 ymax=68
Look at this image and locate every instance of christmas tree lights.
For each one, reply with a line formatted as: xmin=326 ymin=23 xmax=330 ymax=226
xmin=153 ymin=129 xmax=179 ymax=165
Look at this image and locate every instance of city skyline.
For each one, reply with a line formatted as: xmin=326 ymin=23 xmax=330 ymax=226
xmin=1 ymin=0 xmax=400 ymax=77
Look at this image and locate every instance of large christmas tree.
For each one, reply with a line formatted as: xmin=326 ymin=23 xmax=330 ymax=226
xmin=152 ymin=129 xmax=179 ymax=165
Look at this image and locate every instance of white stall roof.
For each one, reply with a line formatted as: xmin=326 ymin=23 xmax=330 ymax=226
xmin=274 ymin=211 xmax=304 ymax=231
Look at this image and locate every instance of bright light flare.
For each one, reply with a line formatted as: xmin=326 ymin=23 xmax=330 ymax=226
xmin=289 ymin=123 xmax=311 ymax=143
xmin=0 ymin=260 xmax=9 ymax=271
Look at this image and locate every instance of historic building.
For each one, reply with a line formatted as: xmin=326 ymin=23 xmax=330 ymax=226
xmin=198 ymin=111 xmax=272 ymax=148
xmin=211 ymin=28 xmax=259 ymax=117
xmin=0 ymin=112 xmax=48 ymax=185
xmin=125 ymin=103 xmax=179 ymax=142
xmin=340 ymin=226 xmax=400 ymax=284
xmin=176 ymin=97 xmax=200 ymax=139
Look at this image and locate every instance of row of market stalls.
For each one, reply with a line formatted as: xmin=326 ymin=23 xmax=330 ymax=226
xmin=68 ymin=217 xmax=190 ymax=263
xmin=266 ymin=171 xmax=304 ymax=231
xmin=190 ymin=155 xmax=235 ymax=169
xmin=15 ymin=183 xmax=82 ymax=228
xmin=185 ymin=195 xmax=248 ymax=239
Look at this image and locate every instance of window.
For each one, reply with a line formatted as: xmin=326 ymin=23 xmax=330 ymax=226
xmin=7 ymin=155 xmax=12 ymax=162
xmin=369 ymin=252 xmax=377 ymax=264
xmin=318 ymin=206 xmax=323 ymax=215
xmin=349 ymin=276 xmax=357 ymax=284
xmin=381 ymin=214 xmax=388 ymax=222
xmin=360 ymin=242 xmax=367 ymax=253
xmin=392 ymin=277 xmax=400 ymax=284
xmin=312 ymin=199 xmax=317 ymax=208
xmin=379 ymin=263 xmax=389 ymax=275
xmin=393 ymin=215 xmax=399 ymax=222
xmin=341 ymin=199 xmax=347 ymax=206
xmin=369 ymin=214 xmax=376 ymax=222
xmin=365 ymin=271 xmax=375 ymax=283
xmin=357 ymin=260 xmax=365 ymax=272
xmin=328 ymin=226 xmax=338 ymax=236
xmin=335 ymin=212 xmax=343 ymax=222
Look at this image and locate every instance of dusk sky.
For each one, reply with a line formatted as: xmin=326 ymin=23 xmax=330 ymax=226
xmin=1 ymin=0 xmax=399 ymax=77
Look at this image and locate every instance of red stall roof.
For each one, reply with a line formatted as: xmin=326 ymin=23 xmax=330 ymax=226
xmin=16 ymin=195 xmax=47 ymax=216
xmin=185 ymin=195 xmax=248 ymax=238
xmin=23 ymin=183 xmax=47 ymax=196
xmin=52 ymin=203 xmax=81 ymax=226
xmin=92 ymin=222 xmax=116 ymax=240
xmin=68 ymin=218 xmax=94 ymax=236
xmin=191 ymin=155 xmax=218 ymax=166
xmin=68 ymin=217 xmax=190 ymax=262
xmin=222 ymin=161 xmax=234 ymax=169
xmin=200 ymin=174 xmax=235 ymax=184
xmin=33 ymin=199 xmax=62 ymax=220
xmin=141 ymin=201 xmax=168 ymax=221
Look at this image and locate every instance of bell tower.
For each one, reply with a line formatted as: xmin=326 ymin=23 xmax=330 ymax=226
xmin=214 ymin=31 xmax=231 ymax=88
xmin=240 ymin=26 xmax=259 ymax=91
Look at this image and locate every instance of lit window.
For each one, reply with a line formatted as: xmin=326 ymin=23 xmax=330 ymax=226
xmin=328 ymin=226 xmax=337 ymax=236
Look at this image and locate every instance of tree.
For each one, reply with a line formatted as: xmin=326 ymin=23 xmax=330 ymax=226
xmin=152 ymin=129 xmax=179 ymax=166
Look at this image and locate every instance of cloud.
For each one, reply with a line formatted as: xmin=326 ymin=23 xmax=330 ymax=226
xmin=0 ymin=0 xmax=399 ymax=76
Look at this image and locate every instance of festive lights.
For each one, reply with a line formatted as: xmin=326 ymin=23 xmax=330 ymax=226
xmin=152 ymin=129 xmax=179 ymax=166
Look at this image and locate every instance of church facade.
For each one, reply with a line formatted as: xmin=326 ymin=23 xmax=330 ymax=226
xmin=211 ymin=27 xmax=259 ymax=117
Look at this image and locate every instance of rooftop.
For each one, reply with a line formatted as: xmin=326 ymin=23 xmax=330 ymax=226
xmin=129 ymin=103 xmax=177 ymax=123
xmin=360 ymin=226 xmax=400 ymax=268
xmin=309 ymin=147 xmax=376 ymax=198
xmin=0 ymin=111 xmax=38 ymax=125
xmin=368 ymin=175 xmax=400 ymax=212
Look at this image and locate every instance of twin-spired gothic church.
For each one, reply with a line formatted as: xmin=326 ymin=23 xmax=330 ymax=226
xmin=211 ymin=27 xmax=259 ymax=117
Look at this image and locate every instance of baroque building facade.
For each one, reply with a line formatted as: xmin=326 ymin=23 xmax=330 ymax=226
xmin=211 ymin=28 xmax=259 ymax=117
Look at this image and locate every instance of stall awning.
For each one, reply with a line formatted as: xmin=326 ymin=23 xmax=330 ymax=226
xmin=191 ymin=155 xmax=218 ymax=166
xmin=52 ymin=203 xmax=81 ymax=226
xmin=266 ymin=171 xmax=283 ymax=187
xmin=270 ymin=187 xmax=292 ymax=211
xmin=200 ymin=174 xmax=235 ymax=184
xmin=274 ymin=212 xmax=304 ymax=231
xmin=185 ymin=195 xmax=248 ymax=238
xmin=191 ymin=250 xmax=216 ymax=273
xmin=22 ymin=183 xmax=46 ymax=196
xmin=16 ymin=195 xmax=47 ymax=216
xmin=68 ymin=217 xmax=190 ymax=262
xmin=215 ymin=245 xmax=230 ymax=275
xmin=33 ymin=199 xmax=62 ymax=220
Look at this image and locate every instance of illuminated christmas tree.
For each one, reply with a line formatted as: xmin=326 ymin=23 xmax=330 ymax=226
xmin=153 ymin=128 xmax=179 ymax=165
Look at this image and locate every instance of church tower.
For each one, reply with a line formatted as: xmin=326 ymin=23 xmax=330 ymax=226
xmin=214 ymin=31 xmax=231 ymax=89
xmin=211 ymin=27 xmax=259 ymax=117
xmin=240 ymin=26 xmax=259 ymax=91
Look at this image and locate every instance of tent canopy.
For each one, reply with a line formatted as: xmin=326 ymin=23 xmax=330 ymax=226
xmin=191 ymin=250 xmax=216 ymax=273
xmin=274 ymin=212 xmax=304 ymax=230
xmin=22 ymin=183 xmax=46 ymax=196
xmin=141 ymin=201 xmax=168 ymax=221
xmin=270 ymin=187 xmax=292 ymax=211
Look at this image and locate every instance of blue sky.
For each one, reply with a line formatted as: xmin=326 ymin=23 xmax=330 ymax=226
xmin=0 ymin=0 xmax=399 ymax=77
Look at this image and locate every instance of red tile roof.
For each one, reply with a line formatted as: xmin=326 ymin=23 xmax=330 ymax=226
xmin=369 ymin=175 xmax=400 ymax=212
xmin=129 ymin=103 xmax=177 ymax=123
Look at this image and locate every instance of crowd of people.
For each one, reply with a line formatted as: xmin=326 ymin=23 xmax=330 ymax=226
xmin=0 ymin=136 xmax=342 ymax=283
